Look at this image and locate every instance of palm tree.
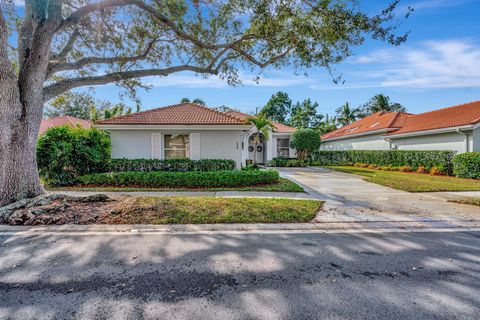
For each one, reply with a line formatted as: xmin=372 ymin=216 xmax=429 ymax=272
xmin=244 ymin=115 xmax=276 ymax=165
xmin=367 ymin=94 xmax=406 ymax=114
xmin=335 ymin=102 xmax=359 ymax=126
xmin=180 ymin=97 xmax=206 ymax=106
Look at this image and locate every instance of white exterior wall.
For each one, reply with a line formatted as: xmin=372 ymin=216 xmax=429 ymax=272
xmin=272 ymin=134 xmax=296 ymax=158
xmin=391 ymin=131 xmax=469 ymax=153
xmin=108 ymin=129 xmax=244 ymax=168
xmin=320 ymin=134 xmax=391 ymax=151
xmin=472 ymin=127 xmax=480 ymax=152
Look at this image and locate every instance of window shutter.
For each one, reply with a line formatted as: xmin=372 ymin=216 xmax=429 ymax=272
xmin=151 ymin=133 xmax=162 ymax=159
xmin=190 ymin=133 xmax=201 ymax=160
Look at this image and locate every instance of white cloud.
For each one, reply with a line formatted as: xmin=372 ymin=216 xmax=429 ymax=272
xmin=145 ymin=71 xmax=313 ymax=89
xmin=400 ymin=0 xmax=469 ymax=12
xmin=311 ymin=39 xmax=480 ymax=90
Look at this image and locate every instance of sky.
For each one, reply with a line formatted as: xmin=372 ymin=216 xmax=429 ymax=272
xmin=12 ymin=0 xmax=480 ymax=116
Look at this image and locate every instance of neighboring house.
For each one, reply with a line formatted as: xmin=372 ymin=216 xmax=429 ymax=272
xmin=39 ymin=116 xmax=91 ymax=135
xmin=95 ymin=103 xmax=297 ymax=167
xmin=321 ymin=101 xmax=480 ymax=153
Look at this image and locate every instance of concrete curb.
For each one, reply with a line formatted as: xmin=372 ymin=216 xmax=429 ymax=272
xmin=1 ymin=220 xmax=479 ymax=235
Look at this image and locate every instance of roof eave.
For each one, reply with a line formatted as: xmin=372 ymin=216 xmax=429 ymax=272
xmin=321 ymin=128 xmax=396 ymax=142
xmin=386 ymin=124 xmax=475 ymax=139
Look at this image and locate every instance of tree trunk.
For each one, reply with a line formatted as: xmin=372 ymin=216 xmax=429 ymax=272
xmin=0 ymin=79 xmax=45 ymax=207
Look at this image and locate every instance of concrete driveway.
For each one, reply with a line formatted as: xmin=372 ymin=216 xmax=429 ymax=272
xmin=277 ymin=167 xmax=480 ymax=222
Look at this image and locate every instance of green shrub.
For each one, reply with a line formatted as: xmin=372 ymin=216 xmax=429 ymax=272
xmin=110 ymin=158 xmax=235 ymax=172
xmin=77 ymin=170 xmax=279 ymax=188
xmin=37 ymin=126 xmax=111 ymax=186
xmin=311 ymin=150 xmax=456 ymax=174
xmin=453 ymin=152 xmax=480 ymax=179
xmin=290 ymin=129 xmax=321 ymax=160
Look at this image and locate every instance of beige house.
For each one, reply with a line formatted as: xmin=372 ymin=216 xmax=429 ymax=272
xmin=321 ymin=101 xmax=480 ymax=153
xmin=95 ymin=103 xmax=296 ymax=167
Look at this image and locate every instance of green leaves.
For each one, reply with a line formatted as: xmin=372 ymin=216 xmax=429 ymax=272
xmin=453 ymin=152 xmax=480 ymax=179
xmin=37 ymin=126 xmax=111 ymax=186
xmin=78 ymin=170 xmax=280 ymax=188
xmin=290 ymin=129 xmax=321 ymax=160
xmin=109 ymin=158 xmax=236 ymax=172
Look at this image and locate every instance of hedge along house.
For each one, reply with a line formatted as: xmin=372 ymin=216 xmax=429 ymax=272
xmin=321 ymin=101 xmax=480 ymax=153
xmin=94 ymin=103 xmax=297 ymax=168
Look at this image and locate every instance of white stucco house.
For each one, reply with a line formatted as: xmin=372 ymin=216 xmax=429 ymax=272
xmin=95 ymin=103 xmax=296 ymax=168
xmin=321 ymin=100 xmax=480 ymax=153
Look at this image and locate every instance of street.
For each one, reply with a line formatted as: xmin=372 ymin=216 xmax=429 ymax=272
xmin=1 ymin=230 xmax=479 ymax=319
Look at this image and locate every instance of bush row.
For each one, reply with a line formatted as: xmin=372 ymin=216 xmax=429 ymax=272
xmin=267 ymin=157 xmax=307 ymax=167
xmin=77 ymin=170 xmax=279 ymax=188
xmin=37 ymin=126 xmax=111 ymax=186
xmin=452 ymin=152 xmax=480 ymax=179
xmin=310 ymin=150 xmax=456 ymax=174
xmin=353 ymin=163 xmax=447 ymax=175
xmin=109 ymin=158 xmax=236 ymax=172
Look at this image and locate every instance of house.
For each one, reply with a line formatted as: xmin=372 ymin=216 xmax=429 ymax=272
xmin=321 ymin=101 xmax=480 ymax=152
xmin=94 ymin=103 xmax=297 ymax=167
xmin=40 ymin=116 xmax=91 ymax=135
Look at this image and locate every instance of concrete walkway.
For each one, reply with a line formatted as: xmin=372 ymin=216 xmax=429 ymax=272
xmin=50 ymin=190 xmax=312 ymax=199
xmin=277 ymin=167 xmax=480 ymax=223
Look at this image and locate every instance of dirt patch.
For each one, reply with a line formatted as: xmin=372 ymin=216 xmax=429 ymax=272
xmin=0 ymin=194 xmax=322 ymax=225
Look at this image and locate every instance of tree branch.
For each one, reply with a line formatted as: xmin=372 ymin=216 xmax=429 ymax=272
xmin=42 ymin=65 xmax=218 ymax=102
xmin=50 ymin=29 xmax=80 ymax=62
xmin=47 ymin=38 xmax=157 ymax=77
xmin=231 ymin=47 xmax=293 ymax=68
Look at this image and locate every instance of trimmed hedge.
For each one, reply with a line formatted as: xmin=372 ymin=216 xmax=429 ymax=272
xmin=109 ymin=158 xmax=236 ymax=172
xmin=267 ymin=157 xmax=307 ymax=167
xmin=77 ymin=170 xmax=279 ymax=188
xmin=453 ymin=152 xmax=480 ymax=179
xmin=311 ymin=150 xmax=456 ymax=174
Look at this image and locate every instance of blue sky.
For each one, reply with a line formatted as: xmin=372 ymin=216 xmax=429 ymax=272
xmin=14 ymin=0 xmax=480 ymax=116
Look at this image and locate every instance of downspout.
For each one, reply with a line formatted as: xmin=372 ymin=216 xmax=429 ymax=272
xmin=384 ymin=137 xmax=394 ymax=150
xmin=456 ymin=128 xmax=469 ymax=152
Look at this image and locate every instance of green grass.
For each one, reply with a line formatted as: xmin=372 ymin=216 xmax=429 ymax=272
xmin=448 ymin=198 xmax=480 ymax=207
xmin=48 ymin=178 xmax=304 ymax=193
xmin=326 ymin=166 xmax=480 ymax=192
xmin=101 ymin=196 xmax=323 ymax=224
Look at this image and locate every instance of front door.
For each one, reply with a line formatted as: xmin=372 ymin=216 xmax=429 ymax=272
xmin=248 ymin=134 xmax=264 ymax=164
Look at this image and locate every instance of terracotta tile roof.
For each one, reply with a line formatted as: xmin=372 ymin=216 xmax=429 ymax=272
xmin=386 ymin=100 xmax=480 ymax=136
xmin=224 ymin=110 xmax=296 ymax=133
xmin=321 ymin=111 xmax=409 ymax=141
xmin=95 ymin=103 xmax=245 ymax=125
xmin=39 ymin=116 xmax=91 ymax=134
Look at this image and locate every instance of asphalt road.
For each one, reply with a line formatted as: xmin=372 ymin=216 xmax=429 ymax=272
xmin=1 ymin=230 xmax=479 ymax=319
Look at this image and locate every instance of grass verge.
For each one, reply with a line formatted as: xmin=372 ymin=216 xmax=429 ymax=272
xmin=48 ymin=178 xmax=304 ymax=193
xmin=448 ymin=198 xmax=480 ymax=207
xmin=326 ymin=166 xmax=480 ymax=192
xmin=101 ymin=196 xmax=323 ymax=224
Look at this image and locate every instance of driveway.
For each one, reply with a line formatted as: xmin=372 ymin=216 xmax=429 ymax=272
xmin=277 ymin=167 xmax=480 ymax=222
xmin=1 ymin=230 xmax=479 ymax=319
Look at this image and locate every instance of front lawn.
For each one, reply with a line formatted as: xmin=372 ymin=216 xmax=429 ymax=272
xmin=48 ymin=178 xmax=304 ymax=193
xmin=448 ymin=198 xmax=480 ymax=207
xmin=326 ymin=166 xmax=480 ymax=192
xmin=103 ymin=196 xmax=323 ymax=224
xmin=3 ymin=195 xmax=323 ymax=225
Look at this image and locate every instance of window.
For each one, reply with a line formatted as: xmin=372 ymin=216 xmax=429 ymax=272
xmin=277 ymin=138 xmax=290 ymax=157
xmin=164 ymin=134 xmax=189 ymax=159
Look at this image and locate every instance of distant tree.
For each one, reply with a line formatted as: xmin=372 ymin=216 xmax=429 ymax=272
xmin=290 ymin=129 xmax=321 ymax=161
xmin=45 ymin=92 xmax=96 ymax=120
xmin=215 ymin=105 xmax=241 ymax=113
xmin=244 ymin=115 xmax=276 ymax=165
xmin=102 ymin=103 xmax=133 ymax=119
xmin=260 ymin=91 xmax=292 ymax=124
xmin=289 ymin=99 xmax=324 ymax=129
xmin=335 ymin=102 xmax=360 ymax=126
xmin=359 ymin=94 xmax=407 ymax=117
xmin=180 ymin=97 xmax=206 ymax=105
xmin=317 ymin=114 xmax=338 ymax=135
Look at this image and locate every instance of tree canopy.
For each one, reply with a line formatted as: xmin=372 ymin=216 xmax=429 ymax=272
xmin=289 ymin=99 xmax=324 ymax=129
xmin=359 ymin=94 xmax=407 ymax=117
xmin=260 ymin=91 xmax=292 ymax=124
xmin=335 ymin=102 xmax=359 ymax=126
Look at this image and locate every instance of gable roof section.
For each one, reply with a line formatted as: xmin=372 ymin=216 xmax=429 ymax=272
xmin=40 ymin=116 xmax=91 ymax=134
xmin=386 ymin=100 xmax=480 ymax=136
xmin=321 ymin=111 xmax=409 ymax=141
xmin=224 ymin=110 xmax=296 ymax=133
xmin=95 ymin=103 xmax=245 ymax=125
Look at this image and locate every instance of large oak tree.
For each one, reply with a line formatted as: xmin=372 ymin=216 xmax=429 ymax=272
xmin=0 ymin=0 xmax=410 ymax=206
